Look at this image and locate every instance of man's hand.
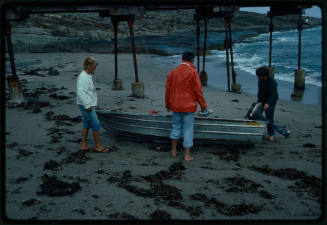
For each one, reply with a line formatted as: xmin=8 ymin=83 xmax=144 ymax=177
xmin=263 ymin=103 xmax=270 ymax=110
xmin=86 ymin=107 xmax=92 ymax=112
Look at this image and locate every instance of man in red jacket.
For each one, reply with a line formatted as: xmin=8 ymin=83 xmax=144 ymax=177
xmin=165 ymin=52 xmax=207 ymax=161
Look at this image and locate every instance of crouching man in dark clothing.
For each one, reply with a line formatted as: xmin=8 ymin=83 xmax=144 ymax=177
xmin=256 ymin=66 xmax=290 ymax=141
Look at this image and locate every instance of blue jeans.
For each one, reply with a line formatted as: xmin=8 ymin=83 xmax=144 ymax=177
xmin=265 ymin=102 xmax=288 ymax=137
xmin=170 ymin=112 xmax=194 ymax=148
xmin=78 ymin=105 xmax=101 ymax=131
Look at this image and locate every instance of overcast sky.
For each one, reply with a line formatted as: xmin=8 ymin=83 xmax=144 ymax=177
xmin=240 ymin=6 xmax=322 ymax=18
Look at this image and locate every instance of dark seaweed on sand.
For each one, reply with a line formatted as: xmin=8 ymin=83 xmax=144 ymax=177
xmin=16 ymin=149 xmax=33 ymax=159
xmin=43 ymin=160 xmax=62 ymax=171
xmin=44 ymin=111 xmax=81 ymax=123
xmin=14 ymin=177 xmax=29 ymax=184
xmin=61 ymin=151 xmax=91 ymax=164
xmin=22 ymin=199 xmax=41 ymax=207
xmin=142 ymin=162 xmax=186 ymax=182
xmin=190 ymin=193 xmax=263 ymax=216
xmin=149 ymin=210 xmax=172 ymax=220
xmin=250 ymin=164 xmax=321 ymax=201
xmin=49 ymin=93 xmax=70 ymax=100
xmin=107 ymin=212 xmax=138 ymax=220
xmin=223 ymin=175 xmax=276 ymax=199
xmin=37 ymin=174 xmax=81 ymax=197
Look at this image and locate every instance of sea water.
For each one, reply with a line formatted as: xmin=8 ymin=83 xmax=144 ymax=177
xmin=213 ymin=26 xmax=322 ymax=88
xmin=155 ymin=26 xmax=322 ymax=105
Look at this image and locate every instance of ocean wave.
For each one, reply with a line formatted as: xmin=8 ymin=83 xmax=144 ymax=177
xmin=275 ymin=37 xmax=293 ymax=42
xmin=275 ymin=72 xmax=322 ymax=87
xmin=304 ymin=26 xmax=322 ymax=32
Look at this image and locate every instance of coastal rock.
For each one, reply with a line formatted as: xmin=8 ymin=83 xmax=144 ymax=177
xmin=8 ymin=10 xmax=321 ymax=54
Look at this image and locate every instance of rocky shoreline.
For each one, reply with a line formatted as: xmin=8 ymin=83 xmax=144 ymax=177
xmin=9 ymin=10 xmax=321 ymax=55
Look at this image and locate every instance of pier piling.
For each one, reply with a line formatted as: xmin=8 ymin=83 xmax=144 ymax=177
xmin=5 ymin=21 xmax=24 ymax=105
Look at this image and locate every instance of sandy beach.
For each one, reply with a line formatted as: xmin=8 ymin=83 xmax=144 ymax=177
xmin=4 ymin=52 xmax=322 ymax=221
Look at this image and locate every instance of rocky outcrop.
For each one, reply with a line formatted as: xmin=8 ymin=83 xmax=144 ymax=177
xmin=8 ymin=10 xmax=321 ymax=54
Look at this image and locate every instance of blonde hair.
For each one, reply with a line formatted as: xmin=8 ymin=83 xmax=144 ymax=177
xmin=83 ymin=56 xmax=98 ymax=69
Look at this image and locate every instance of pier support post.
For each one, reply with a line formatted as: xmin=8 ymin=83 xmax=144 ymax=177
xmin=112 ymin=79 xmax=123 ymax=90
xmin=111 ymin=17 xmax=123 ymax=90
xmin=127 ymin=17 xmax=144 ymax=98
xmin=268 ymin=66 xmax=275 ymax=78
xmin=200 ymin=71 xmax=208 ymax=86
xmin=226 ymin=17 xmax=241 ymax=93
xmin=269 ymin=16 xmax=273 ymax=67
xmin=200 ymin=17 xmax=208 ymax=86
xmin=224 ymin=19 xmax=231 ymax=92
xmin=196 ymin=16 xmax=201 ymax=75
xmin=294 ymin=69 xmax=306 ymax=90
xmin=5 ymin=20 xmax=24 ymax=105
xmin=231 ymin=83 xmax=241 ymax=93
xmin=131 ymin=82 xmax=144 ymax=98
xmin=292 ymin=10 xmax=305 ymax=98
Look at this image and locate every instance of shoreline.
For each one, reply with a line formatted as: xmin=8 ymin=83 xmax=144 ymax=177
xmin=151 ymin=54 xmax=322 ymax=106
xmin=207 ymin=65 xmax=322 ymax=106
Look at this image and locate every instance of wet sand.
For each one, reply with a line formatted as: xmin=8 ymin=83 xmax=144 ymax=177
xmin=4 ymin=53 xmax=322 ymax=221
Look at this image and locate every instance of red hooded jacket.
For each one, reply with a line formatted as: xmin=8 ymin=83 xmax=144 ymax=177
xmin=165 ymin=61 xmax=207 ymax=112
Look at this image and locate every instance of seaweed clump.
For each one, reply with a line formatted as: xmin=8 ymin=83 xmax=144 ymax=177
xmin=212 ymin=146 xmax=240 ymax=162
xmin=250 ymin=165 xmax=321 ymax=201
xmin=43 ymin=160 xmax=62 ymax=171
xmin=107 ymin=212 xmax=138 ymax=220
xmin=190 ymin=193 xmax=263 ymax=216
xmin=223 ymin=175 xmax=276 ymax=199
xmin=61 ymin=151 xmax=91 ymax=164
xmin=37 ymin=174 xmax=81 ymax=197
xmin=149 ymin=210 xmax=172 ymax=220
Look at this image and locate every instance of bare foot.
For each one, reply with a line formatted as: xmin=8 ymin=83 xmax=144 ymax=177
xmin=184 ymin=156 xmax=194 ymax=161
xmin=171 ymin=150 xmax=177 ymax=158
xmin=269 ymin=136 xmax=274 ymax=141
xmin=80 ymin=145 xmax=89 ymax=151
xmin=93 ymin=146 xmax=110 ymax=153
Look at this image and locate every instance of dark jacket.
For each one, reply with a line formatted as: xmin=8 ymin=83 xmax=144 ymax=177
xmin=257 ymin=76 xmax=278 ymax=105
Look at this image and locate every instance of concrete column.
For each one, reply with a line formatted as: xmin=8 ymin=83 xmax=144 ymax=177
xmin=6 ymin=75 xmax=24 ymax=105
xmin=294 ymin=69 xmax=305 ymax=90
xmin=268 ymin=66 xmax=275 ymax=78
xmin=112 ymin=79 xmax=123 ymax=90
xmin=231 ymin=83 xmax=241 ymax=93
xmin=132 ymin=82 xmax=144 ymax=98
xmin=291 ymin=89 xmax=304 ymax=98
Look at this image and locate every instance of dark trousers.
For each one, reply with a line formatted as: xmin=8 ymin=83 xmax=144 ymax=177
xmin=265 ymin=101 xmax=288 ymax=137
xmin=265 ymin=102 xmax=276 ymax=136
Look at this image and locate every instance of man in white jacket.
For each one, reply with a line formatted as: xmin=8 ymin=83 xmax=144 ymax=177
xmin=77 ymin=56 xmax=109 ymax=152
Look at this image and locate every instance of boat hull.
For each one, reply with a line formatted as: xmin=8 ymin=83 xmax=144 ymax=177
xmin=97 ymin=110 xmax=266 ymax=145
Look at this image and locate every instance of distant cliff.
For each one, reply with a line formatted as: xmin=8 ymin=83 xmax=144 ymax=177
xmin=9 ymin=10 xmax=321 ymax=54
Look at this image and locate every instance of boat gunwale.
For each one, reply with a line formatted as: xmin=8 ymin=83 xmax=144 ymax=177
xmin=97 ymin=110 xmax=266 ymax=128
